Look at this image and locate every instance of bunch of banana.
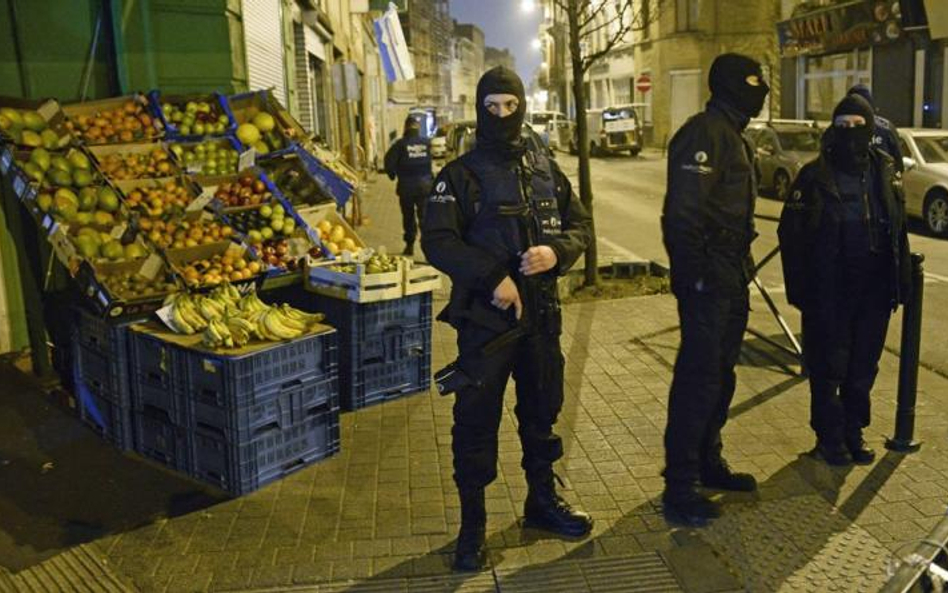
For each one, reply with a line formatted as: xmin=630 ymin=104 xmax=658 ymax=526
xmin=225 ymin=316 xmax=255 ymax=347
xmin=167 ymin=293 xmax=209 ymax=335
xmin=238 ymin=292 xmax=270 ymax=315
xmin=202 ymin=318 xmax=235 ymax=349
xmin=195 ymin=294 xmax=226 ymax=321
xmin=280 ymin=303 xmax=324 ymax=326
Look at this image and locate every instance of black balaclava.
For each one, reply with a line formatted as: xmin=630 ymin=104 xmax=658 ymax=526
xmin=475 ymin=66 xmax=526 ymax=159
xmin=848 ymin=83 xmax=874 ymax=108
xmin=708 ymin=53 xmax=770 ymax=119
xmin=825 ymin=94 xmax=875 ymax=173
xmin=403 ymin=116 xmax=421 ymax=138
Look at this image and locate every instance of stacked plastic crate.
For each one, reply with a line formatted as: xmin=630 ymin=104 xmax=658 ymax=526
xmin=128 ymin=325 xmax=340 ymax=495
xmin=71 ymin=307 xmax=139 ymax=450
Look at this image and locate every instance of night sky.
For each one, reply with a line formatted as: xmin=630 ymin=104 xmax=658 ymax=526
xmin=449 ymin=0 xmax=542 ymax=84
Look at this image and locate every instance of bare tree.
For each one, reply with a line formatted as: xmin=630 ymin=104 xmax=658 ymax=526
xmin=550 ymin=0 xmax=666 ymax=286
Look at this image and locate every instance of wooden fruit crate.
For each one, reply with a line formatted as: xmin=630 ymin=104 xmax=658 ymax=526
xmin=403 ymin=261 xmax=442 ymax=296
xmin=305 ymin=258 xmax=403 ymax=303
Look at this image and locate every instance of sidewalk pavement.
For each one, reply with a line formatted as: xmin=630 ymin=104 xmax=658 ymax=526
xmin=1 ymin=171 xmax=947 ymax=593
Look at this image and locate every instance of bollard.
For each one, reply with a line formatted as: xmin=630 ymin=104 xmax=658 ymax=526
xmin=886 ymin=252 xmax=925 ymax=453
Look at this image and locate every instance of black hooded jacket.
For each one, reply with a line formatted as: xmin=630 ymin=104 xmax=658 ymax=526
xmin=778 ymin=147 xmax=911 ymax=311
xmin=661 ymin=99 xmax=760 ymax=297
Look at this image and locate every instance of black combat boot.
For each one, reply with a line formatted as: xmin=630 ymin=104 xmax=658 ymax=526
xmin=523 ymin=474 xmax=593 ymax=538
xmin=813 ymin=438 xmax=852 ymax=466
xmin=662 ymin=485 xmax=721 ymax=527
xmin=402 ymin=242 xmax=414 ymax=256
xmin=845 ymin=430 xmax=876 ymax=465
xmin=453 ymin=487 xmax=486 ymax=572
xmin=700 ymin=459 xmax=758 ymax=492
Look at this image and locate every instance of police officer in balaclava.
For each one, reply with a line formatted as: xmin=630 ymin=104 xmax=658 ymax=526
xmin=660 ymin=53 xmax=769 ymax=527
xmin=779 ymin=93 xmax=911 ymax=467
xmin=422 ymin=66 xmax=593 ymax=571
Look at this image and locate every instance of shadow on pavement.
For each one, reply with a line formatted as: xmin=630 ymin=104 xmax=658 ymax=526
xmin=0 ymin=361 xmax=226 ymax=573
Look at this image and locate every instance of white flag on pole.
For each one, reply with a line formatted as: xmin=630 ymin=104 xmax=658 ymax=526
xmin=374 ymin=3 xmax=415 ymax=82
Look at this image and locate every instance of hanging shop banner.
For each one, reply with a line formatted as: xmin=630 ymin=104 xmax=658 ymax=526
xmin=373 ymin=3 xmax=415 ymax=82
xmin=777 ymin=0 xmax=905 ymax=57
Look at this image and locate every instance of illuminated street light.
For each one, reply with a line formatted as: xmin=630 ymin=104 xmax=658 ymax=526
xmin=531 ymin=38 xmax=542 ymax=50
xmin=540 ymin=61 xmax=549 ymax=69
xmin=521 ymin=0 xmax=536 ymax=13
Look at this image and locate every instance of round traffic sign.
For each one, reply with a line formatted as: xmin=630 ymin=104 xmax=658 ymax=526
xmin=636 ymin=74 xmax=652 ymax=93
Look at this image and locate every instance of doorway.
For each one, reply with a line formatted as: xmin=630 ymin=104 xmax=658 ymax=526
xmin=670 ymin=69 xmax=702 ymax=137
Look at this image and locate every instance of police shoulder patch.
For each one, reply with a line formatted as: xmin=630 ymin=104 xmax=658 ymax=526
xmin=436 ymin=181 xmax=446 ymax=193
xmin=791 ymin=189 xmax=803 ymax=201
xmin=694 ymin=151 xmax=709 ymax=163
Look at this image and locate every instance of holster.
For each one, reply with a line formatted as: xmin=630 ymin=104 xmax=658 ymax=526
xmin=434 ymin=361 xmax=481 ymax=396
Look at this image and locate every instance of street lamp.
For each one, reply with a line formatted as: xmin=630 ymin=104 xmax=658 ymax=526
xmin=520 ymin=0 xmax=536 ymax=13
xmin=531 ymin=38 xmax=542 ymax=50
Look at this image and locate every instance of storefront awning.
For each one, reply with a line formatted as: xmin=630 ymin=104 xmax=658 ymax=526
xmin=777 ymin=0 xmax=904 ymax=58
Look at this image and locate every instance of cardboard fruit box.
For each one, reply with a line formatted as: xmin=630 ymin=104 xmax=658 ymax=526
xmin=62 ymin=94 xmax=163 ymax=145
xmin=226 ymin=90 xmax=303 ymax=157
xmin=87 ymin=142 xmax=181 ymax=182
xmin=165 ymin=240 xmax=263 ymax=292
xmin=112 ymin=174 xmax=204 ymax=219
xmin=167 ymin=136 xmax=244 ymax=177
xmin=0 ymin=96 xmax=74 ymax=149
xmin=295 ymin=201 xmax=365 ymax=258
xmin=76 ymin=255 xmax=178 ymax=320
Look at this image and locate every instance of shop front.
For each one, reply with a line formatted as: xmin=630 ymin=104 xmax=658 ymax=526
xmin=778 ymin=0 xmax=948 ymax=129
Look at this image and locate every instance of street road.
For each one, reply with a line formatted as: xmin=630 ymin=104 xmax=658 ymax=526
xmin=554 ymin=150 xmax=948 ymax=379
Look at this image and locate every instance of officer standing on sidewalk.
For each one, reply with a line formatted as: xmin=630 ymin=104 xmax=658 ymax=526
xmin=384 ymin=116 xmax=433 ymax=255
xmin=660 ymin=53 xmax=769 ymax=527
xmin=778 ymin=94 xmax=911 ymax=466
xmin=422 ymin=66 xmax=594 ymax=571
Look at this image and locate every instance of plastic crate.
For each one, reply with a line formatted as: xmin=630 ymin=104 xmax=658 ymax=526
xmin=347 ymin=324 xmax=431 ymax=410
xmin=181 ymin=329 xmax=336 ymax=409
xmin=300 ymin=292 xmax=432 ymax=410
xmin=73 ymin=306 xmax=141 ymax=359
xmin=147 ymin=91 xmax=237 ymax=141
xmin=190 ymin=401 xmax=340 ymax=495
xmin=130 ymin=375 xmax=188 ymax=426
xmin=74 ymin=356 xmax=134 ymax=451
xmin=190 ymin=369 xmax=338 ymax=440
xmin=128 ymin=327 xmax=187 ymax=392
xmin=133 ymin=405 xmax=191 ymax=472
xmin=74 ymin=342 xmax=130 ymax=410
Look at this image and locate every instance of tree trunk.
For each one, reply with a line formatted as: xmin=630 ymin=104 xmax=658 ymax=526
xmin=566 ymin=1 xmax=599 ymax=287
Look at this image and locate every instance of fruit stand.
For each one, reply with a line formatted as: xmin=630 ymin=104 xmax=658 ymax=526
xmin=0 ymin=89 xmax=441 ymax=496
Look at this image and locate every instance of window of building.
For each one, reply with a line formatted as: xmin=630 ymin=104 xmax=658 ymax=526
xmin=676 ymin=0 xmax=699 ymax=32
xmin=614 ymin=78 xmax=631 ymax=105
xmin=803 ymin=48 xmax=870 ymax=120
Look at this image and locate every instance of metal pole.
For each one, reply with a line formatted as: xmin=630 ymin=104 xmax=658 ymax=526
xmin=879 ymin=512 xmax=948 ymax=593
xmin=751 ymin=275 xmax=804 ymax=360
xmin=886 ymin=252 xmax=924 ymax=453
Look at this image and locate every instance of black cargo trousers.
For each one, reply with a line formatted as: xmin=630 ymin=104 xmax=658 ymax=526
xmin=663 ymin=251 xmax=750 ymax=490
xmin=451 ymin=301 xmax=565 ymax=489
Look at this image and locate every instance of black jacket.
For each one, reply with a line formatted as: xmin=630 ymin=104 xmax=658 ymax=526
xmin=778 ymin=149 xmax=911 ymax=311
xmin=874 ymin=115 xmax=904 ymax=173
xmin=661 ymin=101 xmax=759 ymax=297
xmin=421 ymin=148 xmax=592 ymax=332
xmin=384 ymin=134 xmax=433 ymax=197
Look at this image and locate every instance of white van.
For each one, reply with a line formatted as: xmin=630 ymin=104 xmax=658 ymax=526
xmin=526 ymin=111 xmax=568 ymax=146
xmin=583 ymin=105 xmax=642 ymax=156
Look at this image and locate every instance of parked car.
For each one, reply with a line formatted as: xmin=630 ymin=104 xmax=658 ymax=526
xmin=575 ymin=105 xmax=642 ymax=156
xmin=746 ymin=120 xmax=823 ymax=201
xmin=897 ymin=128 xmax=948 ymax=237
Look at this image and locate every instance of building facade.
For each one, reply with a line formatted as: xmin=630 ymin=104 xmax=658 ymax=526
xmin=484 ymin=46 xmax=516 ymax=72
xmin=450 ymin=22 xmax=485 ymax=121
xmin=538 ymin=0 xmax=782 ymax=146
xmin=777 ymin=0 xmax=948 ymax=129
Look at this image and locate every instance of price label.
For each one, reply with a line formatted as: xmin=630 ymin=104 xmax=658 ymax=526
xmin=238 ymin=149 xmax=256 ymax=172
xmin=0 ymin=149 xmax=11 ymax=173
xmin=139 ymin=253 xmax=163 ymax=280
xmin=186 ymin=188 xmax=215 ymax=212
xmin=287 ymin=237 xmax=309 ymax=258
xmin=155 ymin=302 xmax=179 ymax=333
xmin=37 ymin=100 xmax=59 ymax=122
xmin=186 ymin=163 xmax=204 ymax=174
xmin=12 ymin=176 xmax=25 ymax=197
xmin=49 ymin=228 xmax=77 ymax=264
xmin=110 ymin=222 xmax=128 ymax=239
